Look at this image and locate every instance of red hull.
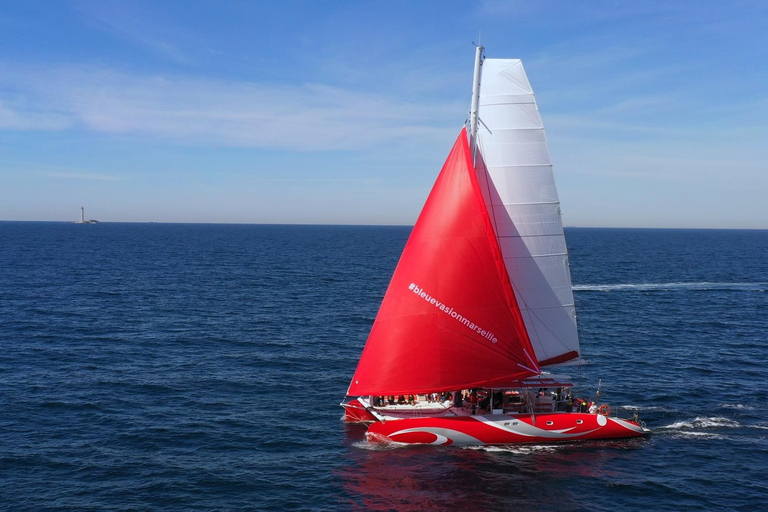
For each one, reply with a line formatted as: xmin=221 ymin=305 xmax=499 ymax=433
xmin=367 ymin=413 xmax=648 ymax=446
xmin=343 ymin=399 xmax=379 ymax=423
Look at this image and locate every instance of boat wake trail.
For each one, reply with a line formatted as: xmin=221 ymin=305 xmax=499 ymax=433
xmin=351 ymin=440 xmax=405 ymax=451
xmin=463 ymin=445 xmax=560 ymax=454
xmin=661 ymin=417 xmax=741 ymax=430
xmin=573 ymin=282 xmax=768 ymax=292
xmin=718 ymin=403 xmax=754 ymax=410
xmin=618 ymin=405 xmax=670 ymax=412
xmin=657 ymin=416 xmax=743 ymax=440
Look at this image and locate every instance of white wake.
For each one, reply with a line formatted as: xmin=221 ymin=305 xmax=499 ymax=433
xmin=573 ymin=282 xmax=767 ymax=292
xmin=661 ymin=416 xmax=741 ymax=430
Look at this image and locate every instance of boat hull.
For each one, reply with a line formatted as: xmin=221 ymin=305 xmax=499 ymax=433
xmin=343 ymin=398 xmax=379 ymax=423
xmin=366 ymin=413 xmax=649 ymax=446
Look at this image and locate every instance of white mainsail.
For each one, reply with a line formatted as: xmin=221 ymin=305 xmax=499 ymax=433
xmin=473 ymin=57 xmax=580 ymax=367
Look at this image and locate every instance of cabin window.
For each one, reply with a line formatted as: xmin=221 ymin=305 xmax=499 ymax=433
xmin=546 ymin=421 xmax=554 ymax=426
xmin=576 ymin=420 xmax=583 ymax=424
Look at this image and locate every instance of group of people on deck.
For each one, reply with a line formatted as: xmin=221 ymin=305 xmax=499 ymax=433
xmin=371 ymin=392 xmax=452 ymax=407
xmin=370 ymin=390 xmax=498 ymax=412
xmin=370 ymin=387 xmax=606 ymax=415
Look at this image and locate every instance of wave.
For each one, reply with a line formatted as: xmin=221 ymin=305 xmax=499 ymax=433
xmin=661 ymin=417 xmax=741 ymax=430
xmin=717 ymin=403 xmax=754 ymax=410
xmin=463 ymin=444 xmax=560 ymax=454
xmin=351 ymin=438 xmax=412 ymax=451
xmin=573 ymin=282 xmax=767 ymax=292
xmin=665 ymin=431 xmax=727 ymax=440
xmin=617 ymin=405 xmax=669 ymax=412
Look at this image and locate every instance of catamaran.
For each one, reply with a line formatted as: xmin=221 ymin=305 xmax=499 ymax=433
xmin=342 ymin=47 xmax=649 ymax=446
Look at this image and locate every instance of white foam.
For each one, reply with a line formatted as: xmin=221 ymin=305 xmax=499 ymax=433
xmin=619 ymin=405 xmax=668 ymax=412
xmin=718 ymin=403 xmax=754 ymax=410
xmin=667 ymin=431 xmax=727 ymax=440
xmin=352 ymin=438 xmax=410 ymax=451
xmin=463 ymin=444 xmax=560 ymax=454
xmin=573 ymin=282 xmax=767 ymax=292
xmin=661 ymin=417 xmax=741 ymax=430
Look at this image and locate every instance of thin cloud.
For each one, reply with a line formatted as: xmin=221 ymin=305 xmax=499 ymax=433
xmin=245 ymin=177 xmax=390 ymax=183
xmin=71 ymin=0 xmax=192 ymax=64
xmin=44 ymin=171 xmax=122 ymax=181
xmin=0 ymin=102 xmax=71 ymax=130
xmin=0 ymin=64 xmax=460 ymax=151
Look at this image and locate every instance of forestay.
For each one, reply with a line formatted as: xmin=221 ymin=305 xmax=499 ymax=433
xmin=473 ymin=58 xmax=580 ymax=367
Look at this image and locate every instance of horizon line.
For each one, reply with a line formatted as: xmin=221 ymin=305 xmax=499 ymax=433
xmin=1 ymin=220 xmax=766 ymax=231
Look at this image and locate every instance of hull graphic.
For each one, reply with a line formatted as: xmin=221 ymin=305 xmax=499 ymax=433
xmin=367 ymin=413 xmax=649 ymax=446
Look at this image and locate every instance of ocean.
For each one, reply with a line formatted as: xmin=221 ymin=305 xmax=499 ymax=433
xmin=1 ymin=223 xmax=766 ymax=511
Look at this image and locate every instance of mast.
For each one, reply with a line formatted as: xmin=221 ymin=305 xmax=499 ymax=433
xmin=469 ymin=45 xmax=484 ymax=161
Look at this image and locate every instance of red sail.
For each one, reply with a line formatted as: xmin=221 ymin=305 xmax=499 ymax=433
xmin=348 ymin=129 xmax=540 ymax=396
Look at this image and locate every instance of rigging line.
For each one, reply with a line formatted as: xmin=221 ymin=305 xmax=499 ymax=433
xmin=507 ymin=262 xmax=572 ymax=357
xmin=519 ymin=295 xmax=548 ymax=359
xmin=478 ymin=115 xmax=491 ymax=135
xmin=523 ymin=300 xmax=573 ymax=352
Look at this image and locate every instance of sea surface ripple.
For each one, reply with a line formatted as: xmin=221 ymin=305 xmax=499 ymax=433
xmin=1 ymin=223 xmax=766 ymax=511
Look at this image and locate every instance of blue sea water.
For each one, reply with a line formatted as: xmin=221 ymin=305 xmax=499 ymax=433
xmin=1 ymin=222 xmax=767 ymax=511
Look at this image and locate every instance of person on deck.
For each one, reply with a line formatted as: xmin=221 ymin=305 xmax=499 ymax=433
xmin=493 ymin=390 xmax=503 ymax=410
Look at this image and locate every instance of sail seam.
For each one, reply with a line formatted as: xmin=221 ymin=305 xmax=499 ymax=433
xmin=498 ymin=234 xmax=564 ymax=238
xmin=504 ymin=253 xmax=569 ymax=258
xmin=486 ymin=164 xmax=551 ymax=168
xmin=480 ymin=100 xmax=536 ymax=106
xmin=494 ymin=201 xmax=561 ymax=206
xmin=525 ymin=304 xmax=576 ymax=310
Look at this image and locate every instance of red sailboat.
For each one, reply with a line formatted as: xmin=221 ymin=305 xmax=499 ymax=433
xmin=342 ymin=47 xmax=649 ymax=446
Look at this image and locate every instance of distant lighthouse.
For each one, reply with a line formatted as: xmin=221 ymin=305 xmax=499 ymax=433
xmin=75 ymin=207 xmax=99 ymax=224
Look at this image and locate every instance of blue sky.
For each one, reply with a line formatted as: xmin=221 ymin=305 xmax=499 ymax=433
xmin=1 ymin=1 xmax=766 ymax=227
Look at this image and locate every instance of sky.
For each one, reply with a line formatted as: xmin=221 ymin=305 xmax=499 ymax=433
xmin=1 ymin=1 xmax=766 ymax=228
